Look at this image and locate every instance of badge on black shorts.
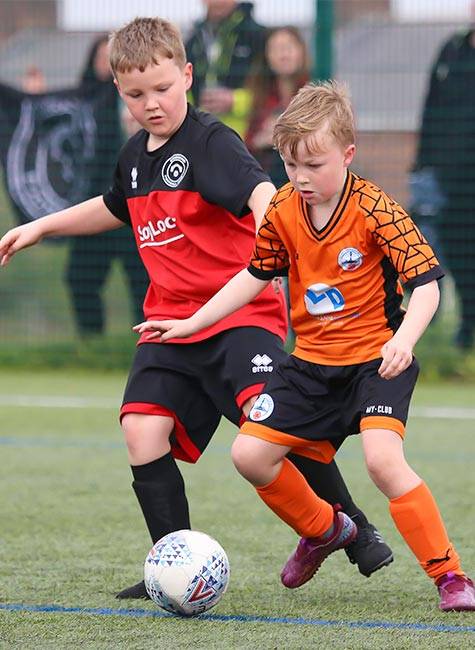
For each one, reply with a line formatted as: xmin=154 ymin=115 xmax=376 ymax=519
xmin=249 ymin=393 xmax=274 ymax=421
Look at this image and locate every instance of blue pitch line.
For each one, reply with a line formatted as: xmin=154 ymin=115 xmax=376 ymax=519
xmin=0 ymin=435 xmax=234 ymax=456
xmin=1 ymin=435 xmax=474 ymax=463
xmin=1 ymin=603 xmax=474 ymax=634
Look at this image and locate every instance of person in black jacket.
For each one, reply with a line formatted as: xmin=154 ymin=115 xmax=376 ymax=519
xmin=65 ymin=35 xmax=148 ymax=336
xmin=414 ymin=24 xmax=475 ymax=349
xmin=185 ymin=1 xmax=265 ymax=135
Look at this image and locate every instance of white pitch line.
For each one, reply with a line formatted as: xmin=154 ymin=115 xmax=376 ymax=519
xmin=410 ymin=406 xmax=475 ymax=420
xmin=0 ymin=395 xmax=119 ymax=409
xmin=1 ymin=395 xmax=475 ymax=419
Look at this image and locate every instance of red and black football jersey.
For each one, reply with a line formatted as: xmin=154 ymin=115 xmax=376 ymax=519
xmin=103 ymin=105 xmax=287 ymax=344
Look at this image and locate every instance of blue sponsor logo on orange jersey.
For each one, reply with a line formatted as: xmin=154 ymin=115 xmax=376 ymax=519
xmin=304 ymin=283 xmax=345 ymax=316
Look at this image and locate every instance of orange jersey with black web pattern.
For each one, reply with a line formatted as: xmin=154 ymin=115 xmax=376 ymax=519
xmin=248 ymin=171 xmax=443 ymax=365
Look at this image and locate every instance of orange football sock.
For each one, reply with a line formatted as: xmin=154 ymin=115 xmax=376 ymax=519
xmin=256 ymin=457 xmax=334 ymax=538
xmin=389 ymin=481 xmax=462 ymax=581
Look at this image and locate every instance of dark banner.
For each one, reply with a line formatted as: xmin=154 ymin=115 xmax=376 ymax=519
xmin=0 ymin=82 xmax=115 ymax=225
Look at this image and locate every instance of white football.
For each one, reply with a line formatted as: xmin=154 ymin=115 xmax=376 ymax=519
xmin=144 ymin=529 xmax=230 ymax=617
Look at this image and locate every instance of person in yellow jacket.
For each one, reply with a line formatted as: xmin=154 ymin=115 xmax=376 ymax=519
xmin=185 ymin=1 xmax=264 ymax=136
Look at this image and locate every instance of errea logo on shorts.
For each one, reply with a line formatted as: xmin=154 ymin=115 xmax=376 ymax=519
xmin=365 ymin=405 xmax=393 ymax=415
xmin=251 ymin=354 xmax=273 ymax=373
xmin=249 ymin=393 xmax=274 ymax=421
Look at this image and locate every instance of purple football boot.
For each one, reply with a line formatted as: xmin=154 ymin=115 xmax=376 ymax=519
xmin=281 ymin=508 xmax=357 ymax=589
xmin=437 ymin=572 xmax=475 ymax=611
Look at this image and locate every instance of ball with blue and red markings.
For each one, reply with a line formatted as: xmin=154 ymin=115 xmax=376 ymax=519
xmin=144 ymin=529 xmax=230 ymax=616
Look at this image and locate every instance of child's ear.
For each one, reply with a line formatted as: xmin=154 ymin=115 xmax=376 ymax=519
xmin=113 ymin=77 xmax=121 ymax=95
xmin=184 ymin=62 xmax=193 ymax=92
xmin=344 ymin=144 xmax=356 ymax=166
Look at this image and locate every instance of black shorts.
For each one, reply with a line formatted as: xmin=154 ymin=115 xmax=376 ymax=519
xmin=242 ymin=355 xmax=419 ymax=463
xmin=121 ymin=327 xmax=287 ymax=463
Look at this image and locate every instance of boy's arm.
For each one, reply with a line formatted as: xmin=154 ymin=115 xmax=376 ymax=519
xmin=379 ymin=280 xmax=439 ymax=379
xmin=0 ymin=196 xmax=123 ymax=266
xmin=134 ymin=268 xmax=270 ymax=341
xmin=247 ymin=181 xmax=276 ymax=229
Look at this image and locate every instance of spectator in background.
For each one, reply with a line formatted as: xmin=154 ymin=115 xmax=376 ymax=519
xmin=21 ymin=66 xmax=47 ymax=94
xmin=245 ymin=26 xmax=310 ymax=188
xmin=186 ymin=0 xmax=265 ymax=135
xmin=245 ymin=26 xmax=310 ymax=346
xmin=65 ymin=35 xmax=148 ymax=337
xmin=414 ymin=15 xmax=475 ymax=349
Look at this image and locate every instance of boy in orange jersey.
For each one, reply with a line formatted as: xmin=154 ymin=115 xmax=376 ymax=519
xmin=135 ymin=81 xmax=475 ymax=612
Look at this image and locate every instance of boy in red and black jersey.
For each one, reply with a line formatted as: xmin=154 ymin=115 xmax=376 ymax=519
xmin=0 ymin=21 xmax=392 ymax=600
xmin=147 ymin=82 xmax=475 ymax=611
xmin=104 ymin=104 xmax=287 ymax=345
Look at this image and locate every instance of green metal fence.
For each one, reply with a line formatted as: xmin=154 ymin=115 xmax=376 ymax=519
xmin=0 ymin=1 xmax=473 ymax=368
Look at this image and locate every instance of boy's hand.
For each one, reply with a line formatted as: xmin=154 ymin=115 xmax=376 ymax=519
xmin=133 ymin=318 xmax=197 ymax=342
xmin=378 ymin=336 xmax=413 ymax=380
xmin=0 ymin=223 xmax=43 ymax=266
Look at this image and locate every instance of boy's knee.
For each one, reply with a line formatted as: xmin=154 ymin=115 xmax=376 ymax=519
xmin=231 ymin=435 xmax=255 ymax=477
xmin=121 ymin=412 xmax=174 ymax=464
xmin=231 ymin=434 xmax=284 ymax=486
xmin=121 ymin=415 xmax=145 ymax=460
xmin=364 ymin=447 xmax=406 ymax=494
xmin=364 ymin=447 xmax=390 ymax=481
xmin=362 ymin=428 xmax=406 ymax=488
xmin=121 ymin=412 xmax=142 ymax=443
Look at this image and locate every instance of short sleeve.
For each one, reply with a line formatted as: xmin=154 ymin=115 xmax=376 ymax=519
xmin=248 ymin=202 xmax=290 ymax=280
xmin=194 ymin=125 xmax=270 ymax=217
xmin=367 ymin=192 xmax=444 ymax=288
xmin=103 ymin=163 xmax=131 ymax=224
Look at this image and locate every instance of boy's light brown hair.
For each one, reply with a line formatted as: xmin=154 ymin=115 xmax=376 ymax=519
xmin=109 ymin=17 xmax=186 ymax=76
xmin=273 ymin=80 xmax=355 ymax=156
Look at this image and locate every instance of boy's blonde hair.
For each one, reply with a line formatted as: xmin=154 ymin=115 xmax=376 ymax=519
xmin=109 ymin=17 xmax=186 ymax=76
xmin=273 ymin=80 xmax=355 ymax=156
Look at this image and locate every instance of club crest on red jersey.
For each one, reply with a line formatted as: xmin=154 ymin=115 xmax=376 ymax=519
xmin=162 ymin=153 xmax=189 ymax=188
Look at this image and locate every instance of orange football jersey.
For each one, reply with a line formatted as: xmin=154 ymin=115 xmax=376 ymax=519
xmin=248 ymin=172 xmax=443 ymax=365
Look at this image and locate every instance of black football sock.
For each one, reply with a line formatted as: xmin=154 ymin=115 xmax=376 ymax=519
xmin=287 ymin=454 xmax=369 ymax=528
xmin=131 ymin=452 xmax=191 ymax=543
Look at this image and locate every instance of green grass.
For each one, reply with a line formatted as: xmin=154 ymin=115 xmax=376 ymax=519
xmin=1 ymin=371 xmax=474 ymax=648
